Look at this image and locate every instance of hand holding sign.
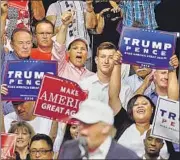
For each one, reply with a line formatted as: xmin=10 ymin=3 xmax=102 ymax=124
xmin=169 ymin=55 xmax=179 ymax=69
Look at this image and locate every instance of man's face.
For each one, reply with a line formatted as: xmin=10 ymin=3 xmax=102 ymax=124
xmin=144 ymin=130 xmax=164 ymax=157
xmin=132 ymin=65 xmax=152 ymax=79
xmin=154 ymin=70 xmax=168 ymax=88
xmin=13 ymin=101 xmax=34 ymax=120
xmin=30 ymin=140 xmax=53 ymax=160
xmin=36 ymin=23 xmax=53 ymax=49
xmin=79 ymin=122 xmax=107 ymax=150
xmin=132 ymin=96 xmax=153 ymax=123
xmin=68 ymin=40 xmax=88 ymax=68
xmin=96 ymin=49 xmax=115 ymax=76
xmin=11 ymin=31 xmax=32 ymax=59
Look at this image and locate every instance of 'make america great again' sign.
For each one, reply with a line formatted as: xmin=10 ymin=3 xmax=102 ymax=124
xmin=119 ymin=26 xmax=177 ymax=69
xmin=34 ymin=74 xmax=88 ymax=124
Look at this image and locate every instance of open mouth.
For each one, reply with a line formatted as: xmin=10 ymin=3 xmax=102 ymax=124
xmin=76 ymin=55 xmax=82 ymax=61
xmin=137 ymin=108 xmax=145 ymax=114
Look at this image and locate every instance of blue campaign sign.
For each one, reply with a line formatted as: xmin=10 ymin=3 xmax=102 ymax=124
xmin=119 ymin=26 xmax=177 ymax=69
xmin=2 ymin=60 xmax=57 ymax=101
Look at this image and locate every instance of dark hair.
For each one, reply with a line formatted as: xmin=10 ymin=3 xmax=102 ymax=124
xmin=35 ymin=18 xmax=55 ymax=34
xmin=11 ymin=28 xmax=32 ymax=42
xmin=30 ymin=134 xmax=53 ymax=150
xmin=96 ymin=42 xmax=117 ymax=56
xmin=62 ymin=124 xmax=74 ymax=144
xmin=127 ymin=94 xmax=156 ymax=123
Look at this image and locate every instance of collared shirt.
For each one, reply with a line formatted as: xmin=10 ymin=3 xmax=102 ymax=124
xmin=51 ymin=37 xmax=94 ymax=83
xmin=1 ymin=51 xmax=31 ymax=115
xmin=119 ymin=0 xmax=160 ymax=29
xmin=117 ymin=124 xmax=169 ymax=159
xmin=89 ymin=136 xmax=112 ymax=159
xmin=146 ymin=90 xmax=168 ymax=105
xmin=79 ymin=74 xmax=133 ymax=110
xmin=142 ymin=155 xmax=162 ymax=159
xmin=123 ymin=74 xmax=155 ymax=95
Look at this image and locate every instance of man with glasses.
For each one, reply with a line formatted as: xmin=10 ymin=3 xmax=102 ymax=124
xmin=31 ymin=19 xmax=54 ymax=60
xmin=29 ymin=134 xmax=54 ymax=160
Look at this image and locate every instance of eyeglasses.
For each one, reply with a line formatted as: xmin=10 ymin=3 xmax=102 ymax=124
xmin=36 ymin=32 xmax=53 ymax=36
xmin=30 ymin=149 xmax=52 ymax=156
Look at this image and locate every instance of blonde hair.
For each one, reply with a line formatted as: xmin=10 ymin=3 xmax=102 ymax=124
xmin=8 ymin=121 xmax=35 ymax=138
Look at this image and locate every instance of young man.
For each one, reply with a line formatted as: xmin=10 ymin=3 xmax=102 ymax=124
xmin=143 ymin=129 xmax=164 ymax=159
xmin=29 ymin=134 xmax=54 ymax=160
xmin=31 ymin=19 xmax=54 ymax=60
xmin=78 ymin=42 xmax=132 ymax=109
xmin=59 ymin=99 xmax=139 ymax=159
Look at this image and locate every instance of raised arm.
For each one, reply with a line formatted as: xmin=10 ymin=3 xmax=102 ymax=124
xmin=31 ymin=0 xmax=45 ymax=20
xmin=168 ymin=55 xmax=179 ymax=100
xmin=1 ymin=1 xmax=7 ymax=45
xmin=85 ymin=0 xmax=97 ymax=29
xmin=109 ymin=51 xmax=122 ymax=115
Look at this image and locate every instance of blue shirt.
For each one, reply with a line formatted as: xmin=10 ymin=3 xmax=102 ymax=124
xmin=1 ymin=50 xmax=31 ymax=115
xmin=119 ymin=0 xmax=160 ymax=29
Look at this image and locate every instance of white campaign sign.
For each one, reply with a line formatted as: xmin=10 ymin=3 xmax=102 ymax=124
xmin=151 ymin=97 xmax=179 ymax=144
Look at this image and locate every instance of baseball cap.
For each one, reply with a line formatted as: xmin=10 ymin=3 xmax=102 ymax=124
xmin=71 ymin=99 xmax=114 ymax=125
xmin=66 ymin=36 xmax=89 ymax=50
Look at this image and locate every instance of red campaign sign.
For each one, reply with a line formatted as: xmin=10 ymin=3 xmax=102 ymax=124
xmin=34 ymin=74 xmax=88 ymax=124
xmin=8 ymin=0 xmax=29 ymax=10
xmin=1 ymin=133 xmax=16 ymax=159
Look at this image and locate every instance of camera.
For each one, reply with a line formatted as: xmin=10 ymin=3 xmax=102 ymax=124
xmin=102 ymin=10 xmax=120 ymax=21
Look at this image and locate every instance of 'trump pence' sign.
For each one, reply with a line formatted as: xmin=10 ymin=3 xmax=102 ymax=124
xmin=119 ymin=26 xmax=177 ymax=69
xmin=34 ymin=74 xmax=88 ymax=124
xmin=2 ymin=60 xmax=57 ymax=101
xmin=151 ymin=97 xmax=179 ymax=144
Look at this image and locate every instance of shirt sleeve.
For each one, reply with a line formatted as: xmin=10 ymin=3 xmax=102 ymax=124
xmin=51 ymin=36 xmax=67 ymax=76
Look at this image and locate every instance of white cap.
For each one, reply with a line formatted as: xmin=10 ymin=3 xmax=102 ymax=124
xmin=66 ymin=36 xmax=89 ymax=50
xmin=71 ymin=99 xmax=114 ymax=125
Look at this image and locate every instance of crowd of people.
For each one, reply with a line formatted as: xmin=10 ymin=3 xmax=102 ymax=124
xmin=1 ymin=0 xmax=179 ymax=159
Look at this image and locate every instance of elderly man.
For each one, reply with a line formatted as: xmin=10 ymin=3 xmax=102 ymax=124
xmin=136 ymin=55 xmax=179 ymax=105
xmin=143 ymin=129 xmax=164 ymax=159
xmin=1 ymin=28 xmax=33 ymax=115
xmin=59 ymin=99 xmax=139 ymax=159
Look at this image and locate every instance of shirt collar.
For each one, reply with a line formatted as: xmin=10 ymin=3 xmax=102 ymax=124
xmin=143 ymin=155 xmax=162 ymax=159
xmin=11 ymin=51 xmax=31 ymax=60
xmin=91 ymin=74 xmax=109 ymax=87
xmin=89 ymin=136 xmax=112 ymax=158
xmin=69 ymin=61 xmax=86 ymax=73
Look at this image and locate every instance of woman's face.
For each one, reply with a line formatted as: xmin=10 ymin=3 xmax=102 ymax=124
xmin=70 ymin=125 xmax=79 ymax=139
xmin=14 ymin=127 xmax=31 ymax=149
xmin=132 ymin=96 xmax=153 ymax=123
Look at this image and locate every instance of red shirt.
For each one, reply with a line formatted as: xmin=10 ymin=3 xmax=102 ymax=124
xmin=31 ymin=48 xmax=52 ymax=60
